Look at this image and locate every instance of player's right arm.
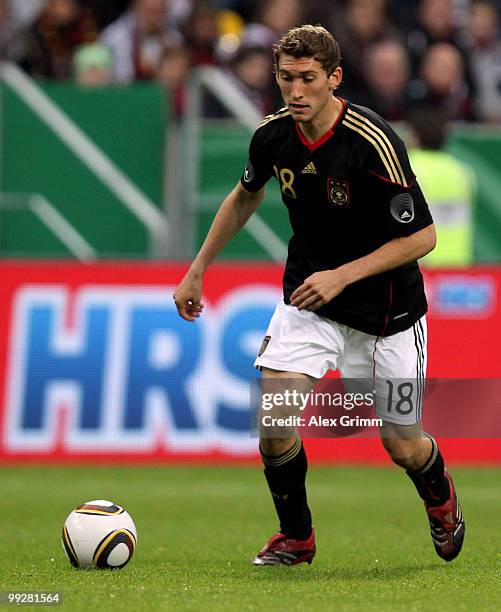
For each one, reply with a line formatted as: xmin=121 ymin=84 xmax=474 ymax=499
xmin=173 ymin=182 xmax=265 ymax=321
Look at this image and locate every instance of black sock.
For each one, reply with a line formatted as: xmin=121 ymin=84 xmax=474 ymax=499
xmin=406 ymin=434 xmax=450 ymax=507
xmin=261 ymin=437 xmax=312 ymax=540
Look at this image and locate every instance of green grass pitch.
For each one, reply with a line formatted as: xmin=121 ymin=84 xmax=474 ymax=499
xmin=0 ymin=464 xmax=500 ymax=611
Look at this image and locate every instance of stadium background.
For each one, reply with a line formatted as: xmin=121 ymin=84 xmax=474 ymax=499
xmin=0 ymin=2 xmax=501 ymax=609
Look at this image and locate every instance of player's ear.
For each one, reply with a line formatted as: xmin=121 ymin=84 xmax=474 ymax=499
xmin=328 ymin=67 xmax=343 ymax=91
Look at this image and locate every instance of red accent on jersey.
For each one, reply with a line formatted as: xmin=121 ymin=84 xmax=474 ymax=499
xmin=372 ymin=280 xmax=393 ymax=379
xmin=295 ymin=98 xmax=346 ymax=151
xmin=369 ymin=169 xmax=417 ymax=188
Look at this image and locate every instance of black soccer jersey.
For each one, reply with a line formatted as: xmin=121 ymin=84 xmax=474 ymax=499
xmin=240 ymin=99 xmax=434 ymax=336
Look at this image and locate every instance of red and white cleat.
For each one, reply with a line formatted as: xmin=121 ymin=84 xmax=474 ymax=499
xmin=425 ymin=471 xmax=465 ymax=561
xmin=251 ymin=529 xmax=316 ymax=566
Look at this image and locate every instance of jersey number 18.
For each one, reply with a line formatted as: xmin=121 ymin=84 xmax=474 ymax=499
xmin=274 ymin=165 xmax=297 ymax=199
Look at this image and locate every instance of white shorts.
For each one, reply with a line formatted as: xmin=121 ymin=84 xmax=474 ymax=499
xmin=254 ymin=301 xmax=427 ymax=425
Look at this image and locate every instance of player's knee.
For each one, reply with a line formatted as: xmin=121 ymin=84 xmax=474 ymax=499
xmin=259 ymin=436 xmax=297 ymax=457
xmin=381 ymin=437 xmax=423 ymax=469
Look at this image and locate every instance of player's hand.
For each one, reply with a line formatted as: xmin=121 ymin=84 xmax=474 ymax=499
xmin=173 ymin=272 xmax=205 ymax=321
xmin=290 ymin=269 xmax=348 ymax=311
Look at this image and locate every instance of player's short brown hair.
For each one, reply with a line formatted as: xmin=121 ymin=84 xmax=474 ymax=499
xmin=273 ymin=25 xmax=341 ymax=76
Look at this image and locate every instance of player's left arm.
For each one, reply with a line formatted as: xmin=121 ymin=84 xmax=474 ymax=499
xmin=291 ymin=224 xmax=436 ymax=311
xmin=292 ymin=120 xmax=436 ymax=311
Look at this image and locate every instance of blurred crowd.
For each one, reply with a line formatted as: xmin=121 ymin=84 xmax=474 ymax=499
xmin=1 ymin=0 xmax=500 ymax=122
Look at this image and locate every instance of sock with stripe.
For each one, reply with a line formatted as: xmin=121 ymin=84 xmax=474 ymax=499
xmin=406 ymin=434 xmax=451 ymax=507
xmin=261 ymin=436 xmax=312 ymax=540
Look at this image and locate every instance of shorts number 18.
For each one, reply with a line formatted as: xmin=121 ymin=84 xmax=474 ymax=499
xmin=385 ymin=380 xmax=414 ymax=415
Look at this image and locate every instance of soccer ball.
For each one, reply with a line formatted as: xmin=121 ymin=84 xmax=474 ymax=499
xmin=62 ymin=500 xmax=137 ymax=569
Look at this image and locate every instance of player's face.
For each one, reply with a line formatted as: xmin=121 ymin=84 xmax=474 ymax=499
xmin=276 ymin=54 xmax=341 ymax=123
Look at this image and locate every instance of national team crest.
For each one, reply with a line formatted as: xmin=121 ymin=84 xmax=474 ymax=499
xmin=327 ymin=178 xmax=350 ymax=207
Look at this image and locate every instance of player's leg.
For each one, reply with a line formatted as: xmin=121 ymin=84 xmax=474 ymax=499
xmin=341 ymin=316 xmax=465 ymax=561
xmin=381 ymin=423 xmax=465 ymax=561
xmin=375 ymin=318 xmax=465 ymax=561
xmin=379 ymin=423 xmax=450 ymax=510
xmin=251 ymin=301 xmax=344 ymax=565
xmin=379 ymin=422 xmax=432 ymax=471
xmin=252 ymin=367 xmax=317 ymax=566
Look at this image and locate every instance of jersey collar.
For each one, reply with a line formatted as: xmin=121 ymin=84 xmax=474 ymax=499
xmin=295 ymin=98 xmax=347 ymax=152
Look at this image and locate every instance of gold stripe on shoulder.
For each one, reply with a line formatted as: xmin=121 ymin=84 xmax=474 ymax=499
xmin=344 ymin=114 xmax=399 ymax=184
xmin=259 ymin=108 xmax=291 ymax=127
xmin=347 ymin=109 xmax=407 ymax=186
xmin=343 ymin=118 xmax=397 ymax=183
xmin=347 ymin=108 xmax=407 ymax=185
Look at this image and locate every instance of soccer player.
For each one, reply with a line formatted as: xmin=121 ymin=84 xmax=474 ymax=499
xmin=173 ymin=25 xmax=465 ymax=566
